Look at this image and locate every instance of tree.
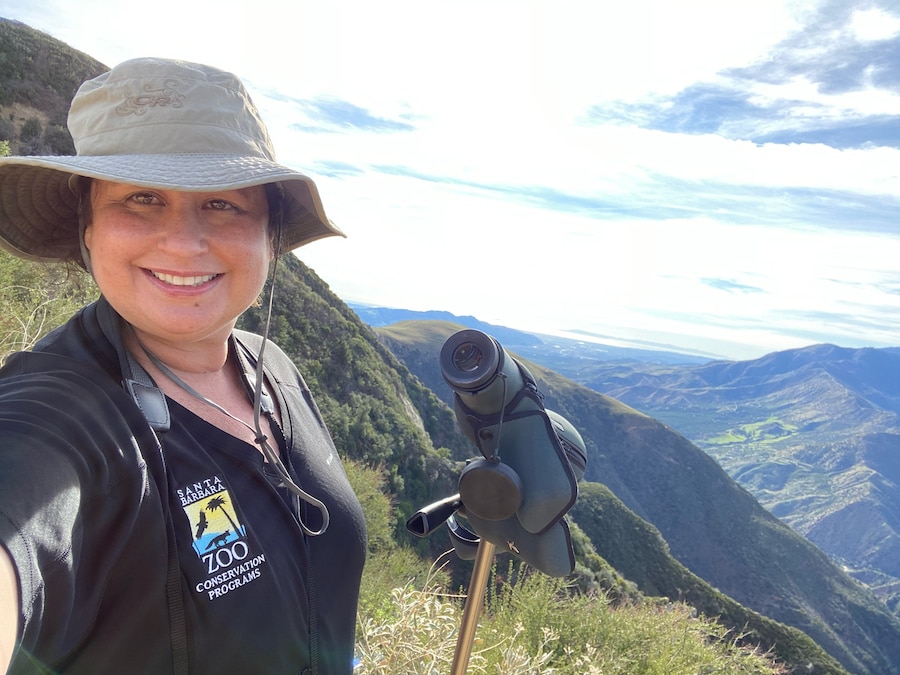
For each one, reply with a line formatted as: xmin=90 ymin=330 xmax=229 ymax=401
xmin=0 ymin=119 xmax=14 ymax=143
xmin=205 ymin=495 xmax=242 ymax=536
xmin=0 ymin=250 xmax=97 ymax=364
xmin=43 ymin=124 xmax=75 ymax=155
xmin=19 ymin=116 xmax=42 ymax=141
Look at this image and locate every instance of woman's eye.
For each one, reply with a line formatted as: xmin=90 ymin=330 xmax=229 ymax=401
xmin=128 ymin=192 xmax=158 ymax=205
xmin=207 ymin=199 xmax=235 ymax=211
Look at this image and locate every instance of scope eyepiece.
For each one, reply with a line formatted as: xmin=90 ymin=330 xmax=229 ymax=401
xmin=440 ymin=329 xmax=503 ymax=392
xmin=452 ymin=341 xmax=484 ymax=372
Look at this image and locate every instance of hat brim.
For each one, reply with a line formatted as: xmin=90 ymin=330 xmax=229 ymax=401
xmin=0 ymin=154 xmax=343 ymax=263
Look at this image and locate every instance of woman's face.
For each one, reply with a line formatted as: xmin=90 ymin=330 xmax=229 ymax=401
xmin=84 ymin=180 xmax=272 ymax=348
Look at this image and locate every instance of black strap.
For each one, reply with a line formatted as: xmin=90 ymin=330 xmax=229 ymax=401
xmin=94 ymin=299 xmax=171 ymax=432
xmin=95 ymin=302 xmax=189 ymax=674
xmin=162 ymin=470 xmax=190 ymax=675
xmin=125 ymin=376 xmax=189 ymax=675
xmin=123 ymin=350 xmax=171 ymax=432
xmin=127 ymin=373 xmax=189 ymax=675
xmin=234 ymin=334 xmax=320 ymax=674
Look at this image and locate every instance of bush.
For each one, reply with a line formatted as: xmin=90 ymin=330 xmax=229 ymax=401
xmin=342 ymin=460 xmax=447 ymax=628
xmin=17 ymin=137 xmax=51 ymax=156
xmin=0 ymin=251 xmax=97 ymax=364
xmin=0 ymin=117 xmax=14 ymax=142
xmin=19 ymin=115 xmax=42 ymax=141
xmin=43 ymin=123 xmax=74 ymax=155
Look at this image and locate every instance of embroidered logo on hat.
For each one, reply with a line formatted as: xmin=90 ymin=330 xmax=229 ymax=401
xmin=116 ymin=79 xmax=185 ymax=116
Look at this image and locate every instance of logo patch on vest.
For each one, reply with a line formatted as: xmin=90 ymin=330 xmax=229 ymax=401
xmin=177 ymin=475 xmax=266 ymax=600
xmin=178 ymin=475 xmax=246 ymax=556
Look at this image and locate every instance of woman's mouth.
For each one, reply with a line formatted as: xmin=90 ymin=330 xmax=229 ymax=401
xmin=150 ymin=271 xmax=220 ymax=287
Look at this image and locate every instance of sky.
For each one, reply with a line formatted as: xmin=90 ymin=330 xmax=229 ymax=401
xmin=3 ymin=0 xmax=900 ymax=360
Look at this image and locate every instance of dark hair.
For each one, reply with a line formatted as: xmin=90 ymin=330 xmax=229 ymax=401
xmin=73 ymin=176 xmax=94 ymax=271
xmin=263 ymin=182 xmax=285 ymax=254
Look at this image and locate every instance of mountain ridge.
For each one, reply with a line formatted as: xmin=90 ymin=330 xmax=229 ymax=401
xmin=349 ymin=303 xmax=713 ymax=365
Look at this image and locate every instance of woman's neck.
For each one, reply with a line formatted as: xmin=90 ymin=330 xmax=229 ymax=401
xmin=124 ymin=325 xmax=232 ymax=376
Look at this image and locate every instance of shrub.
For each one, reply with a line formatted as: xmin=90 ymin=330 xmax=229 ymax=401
xmin=19 ymin=115 xmax=42 ymax=141
xmin=43 ymin=123 xmax=74 ymax=155
xmin=0 ymin=117 xmax=14 ymax=142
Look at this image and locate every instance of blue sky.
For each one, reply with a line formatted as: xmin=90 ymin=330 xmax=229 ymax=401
xmin=3 ymin=0 xmax=899 ymax=359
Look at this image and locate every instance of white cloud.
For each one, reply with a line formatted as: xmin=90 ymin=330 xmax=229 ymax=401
xmin=850 ymin=7 xmax=900 ymax=43
xmin=744 ymin=74 xmax=900 ymax=121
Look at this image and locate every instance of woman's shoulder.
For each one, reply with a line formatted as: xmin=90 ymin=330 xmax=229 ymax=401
xmin=1 ymin=347 xmax=148 ymax=429
xmin=0 ymin=347 xmax=122 ymax=401
xmin=0 ymin=347 xmax=156 ymax=479
xmin=232 ymin=329 xmax=299 ymax=378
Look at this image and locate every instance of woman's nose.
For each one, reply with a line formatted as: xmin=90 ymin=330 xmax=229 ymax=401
xmin=158 ymin=206 xmax=210 ymax=254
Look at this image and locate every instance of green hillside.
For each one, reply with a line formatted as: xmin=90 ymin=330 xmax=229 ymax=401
xmin=571 ymin=482 xmax=845 ymax=673
xmin=0 ymin=18 xmax=106 ymax=154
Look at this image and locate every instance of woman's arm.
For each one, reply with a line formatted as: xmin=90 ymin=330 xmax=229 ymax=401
xmin=0 ymin=547 xmax=18 ymax=673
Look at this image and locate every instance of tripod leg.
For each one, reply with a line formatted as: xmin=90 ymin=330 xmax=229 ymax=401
xmin=450 ymin=540 xmax=496 ymax=674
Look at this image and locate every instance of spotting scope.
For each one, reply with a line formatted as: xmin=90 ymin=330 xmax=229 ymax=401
xmin=407 ymin=329 xmax=586 ymax=577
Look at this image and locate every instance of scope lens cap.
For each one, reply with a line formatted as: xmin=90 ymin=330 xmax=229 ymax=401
xmin=458 ymin=459 xmax=523 ymax=521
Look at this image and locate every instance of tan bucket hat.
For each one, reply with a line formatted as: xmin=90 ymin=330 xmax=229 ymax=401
xmin=0 ymin=57 xmax=343 ymax=263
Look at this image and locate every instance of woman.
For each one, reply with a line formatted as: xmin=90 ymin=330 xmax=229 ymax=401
xmin=0 ymin=57 xmax=366 ymax=674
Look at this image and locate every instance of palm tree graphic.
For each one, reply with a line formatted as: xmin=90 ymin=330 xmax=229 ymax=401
xmin=205 ymin=495 xmax=242 ymax=537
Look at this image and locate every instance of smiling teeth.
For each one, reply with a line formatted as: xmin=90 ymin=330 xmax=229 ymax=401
xmin=152 ymin=272 xmax=217 ymax=286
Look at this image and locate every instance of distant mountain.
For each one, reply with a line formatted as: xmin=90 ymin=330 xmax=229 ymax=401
xmin=376 ymin=319 xmax=900 ymax=675
xmin=557 ymin=344 xmax=900 ymax=610
xmin=348 ymin=304 xmax=711 ymax=365
xmin=348 ymin=304 xmax=543 ymax=347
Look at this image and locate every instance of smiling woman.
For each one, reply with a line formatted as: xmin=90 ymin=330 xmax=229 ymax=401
xmin=0 ymin=58 xmax=366 ymax=674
